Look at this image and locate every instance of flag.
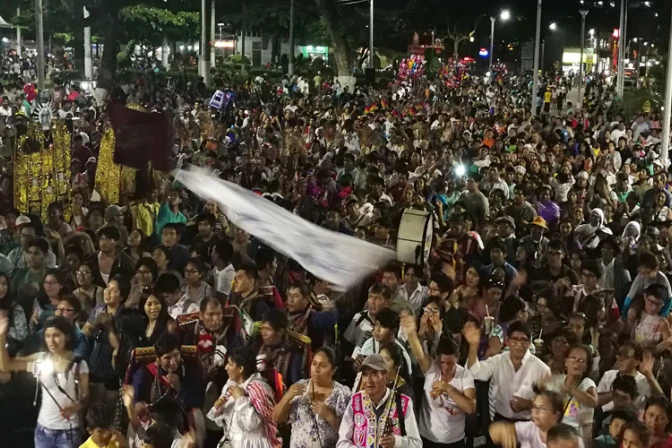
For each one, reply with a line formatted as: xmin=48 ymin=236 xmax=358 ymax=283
xmin=107 ymin=101 xmax=175 ymax=172
xmin=174 ymin=168 xmax=395 ymax=289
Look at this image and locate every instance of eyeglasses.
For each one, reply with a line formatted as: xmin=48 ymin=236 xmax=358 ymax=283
xmin=76 ymin=270 xmax=91 ymax=276
xmin=508 ymin=337 xmax=530 ymax=345
xmin=531 ymin=405 xmax=554 ymax=414
xmin=566 ymin=356 xmax=587 ymax=364
xmin=423 ymin=307 xmax=440 ymax=314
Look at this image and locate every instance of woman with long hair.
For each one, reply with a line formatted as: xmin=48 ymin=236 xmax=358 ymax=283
xmin=273 ymin=347 xmax=351 ymax=448
xmin=182 ymin=258 xmax=214 ymax=305
xmin=138 ymin=288 xmax=175 ymax=345
xmin=126 ymin=257 xmax=158 ymax=309
xmin=379 ymin=343 xmax=415 ymax=402
xmin=208 ymin=346 xmax=281 ymax=448
xmin=72 ymin=261 xmax=103 ymax=315
xmin=82 ymin=275 xmax=130 ymax=408
xmin=416 ymin=296 xmax=446 ymax=357
xmin=0 ymin=315 xmax=90 ymax=448
xmin=644 ymin=396 xmax=672 ymax=448
xmin=123 ymin=229 xmax=151 ymax=265
xmin=489 ymin=390 xmax=564 ymax=448
xmin=449 ymin=266 xmax=481 ymax=309
xmin=540 ymin=344 xmax=597 ymax=441
xmin=0 ymin=271 xmax=27 ymax=352
xmin=32 ymin=269 xmax=69 ymax=331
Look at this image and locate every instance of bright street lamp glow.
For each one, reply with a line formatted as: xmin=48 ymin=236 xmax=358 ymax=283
xmin=633 ymin=37 xmax=638 ymax=43
xmin=644 ymin=1 xmax=650 ymax=6
xmin=500 ymin=10 xmax=511 ymax=21
xmin=589 ymin=29 xmax=595 ymax=35
xmin=549 ymin=23 xmax=557 ymax=31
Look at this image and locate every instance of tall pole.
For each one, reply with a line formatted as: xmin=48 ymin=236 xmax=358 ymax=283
xmin=578 ymin=10 xmax=588 ymax=108
xmin=210 ymin=0 xmax=216 ymax=68
xmin=617 ymin=0 xmax=625 ymax=96
xmin=83 ymin=6 xmax=92 ymax=79
xmin=35 ymin=0 xmax=45 ymax=90
xmin=16 ymin=7 xmax=21 ymax=58
xmin=288 ymin=0 xmax=295 ymax=76
xmin=241 ymin=0 xmax=246 ymax=62
xmin=369 ymin=0 xmax=374 ymax=68
xmin=531 ymin=0 xmax=542 ymax=116
xmin=661 ymin=5 xmax=672 ymax=166
xmin=489 ymin=17 xmax=495 ymax=68
xmin=200 ymin=0 xmax=207 ymax=78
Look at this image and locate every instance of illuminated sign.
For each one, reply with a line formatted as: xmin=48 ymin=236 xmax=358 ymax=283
xmin=214 ymin=40 xmax=235 ymax=49
xmin=613 ymin=28 xmax=620 ymax=38
xmin=479 ymin=48 xmax=489 ymax=57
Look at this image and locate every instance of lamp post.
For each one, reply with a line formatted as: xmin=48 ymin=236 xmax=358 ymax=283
xmin=35 ymin=0 xmax=45 ymax=90
xmin=661 ymin=5 xmax=672 ymax=166
xmin=489 ymin=9 xmax=510 ymax=68
xmin=531 ymin=0 xmax=542 ymax=116
xmin=578 ymin=10 xmax=588 ymax=108
xmin=289 ymin=0 xmax=295 ymax=75
xmin=369 ymin=0 xmax=374 ymax=68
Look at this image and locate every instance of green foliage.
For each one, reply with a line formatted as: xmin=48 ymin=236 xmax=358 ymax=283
xmin=621 ymin=88 xmax=661 ymax=117
xmin=118 ymin=5 xmax=199 ymax=46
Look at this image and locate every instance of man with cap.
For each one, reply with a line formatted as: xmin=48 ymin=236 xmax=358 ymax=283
xmin=104 ymin=205 xmax=129 ymax=248
xmin=495 ymin=216 xmax=517 ymax=263
xmin=337 ymin=354 xmax=421 ymax=448
xmin=519 ymin=217 xmax=550 ymax=264
xmin=7 ymin=217 xmax=58 ymax=270
xmin=341 ymin=195 xmax=371 ymax=233
xmin=506 ymin=187 xmax=537 ymax=239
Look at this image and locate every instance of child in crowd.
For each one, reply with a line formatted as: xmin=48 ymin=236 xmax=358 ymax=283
xmin=621 ymin=420 xmax=650 ymax=448
xmin=80 ymin=403 xmax=124 ymax=448
xmin=594 ymin=409 xmax=637 ymax=448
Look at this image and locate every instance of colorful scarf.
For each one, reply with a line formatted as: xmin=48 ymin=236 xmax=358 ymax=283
xmin=351 ymin=390 xmax=409 ymax=448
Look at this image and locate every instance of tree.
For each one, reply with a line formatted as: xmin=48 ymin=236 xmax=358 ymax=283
xmin=314 ymin=0 xmax=354 ymax=79
xmin=445 ymin=18 xmax=477 ymax=60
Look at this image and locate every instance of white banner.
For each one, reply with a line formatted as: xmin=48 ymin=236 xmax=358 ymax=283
xmin=175 ymin=168 xmax=395 ymax=289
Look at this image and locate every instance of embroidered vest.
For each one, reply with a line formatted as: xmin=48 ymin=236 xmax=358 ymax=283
xmin=351 ymin=390 xmax=410 ymax=448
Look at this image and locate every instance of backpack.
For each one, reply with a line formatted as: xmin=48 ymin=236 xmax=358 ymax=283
xmin=88 ymin=327 xmax=115 ymax=382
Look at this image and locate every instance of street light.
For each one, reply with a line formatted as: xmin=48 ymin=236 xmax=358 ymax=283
xmin=489 ymin=9 xmax=510 ymax=67
xmin=578 ymin=10 xmax=589 ymax=108
xmin=549 ymin=22 xmax=557 ymax=31
xmin=532 ymin=0 xmax=542 ymax=116
xmin=589 ymin=28 xmax=595 ymax=35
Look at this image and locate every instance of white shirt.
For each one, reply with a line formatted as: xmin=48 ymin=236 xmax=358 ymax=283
xmin=168 ymin=296 xmax=199 ymax=319
xmin=469 ymin=350 xmax=550 ymax=420
xmin=420 ymin=361 xmax=475 ymax=444
xmin=597 ymin=370 xmax=651 ymax=411
xmin=514 ymin=421 xmax=546 ymax=448
xmin=343 ymin=312 xmax=375 ymax=349
xmin=397 ymin=283 xmax=429 ymax=314
xmin=36 ymin=354 xmax=90 ymax=430
xmin=337 ymin=389 xmax=422 ymax=448
xmin=545 ymin=375 xmax=596 ymax=430
xmin=213 ymin=264 xmax=236 ymax=296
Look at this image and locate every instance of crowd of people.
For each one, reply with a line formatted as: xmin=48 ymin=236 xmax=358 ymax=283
xmin=0 ymin=53 xmax=668 ymax=448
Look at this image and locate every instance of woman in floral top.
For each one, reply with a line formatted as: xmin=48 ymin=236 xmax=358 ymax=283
xmin=273 ymin=347 xmax=351 ymax=448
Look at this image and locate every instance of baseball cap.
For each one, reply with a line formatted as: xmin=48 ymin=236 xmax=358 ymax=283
xmin=15 ymin=215 xmax=31 ymax=226
xmin=358 ymin=354 xmax=387 ymax=372
xmin=104 ymin=205 xmax=127 ymax=222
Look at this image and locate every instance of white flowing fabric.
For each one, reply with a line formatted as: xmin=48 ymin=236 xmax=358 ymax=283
xmin=175 ymin=168 xmax=395 ymax=289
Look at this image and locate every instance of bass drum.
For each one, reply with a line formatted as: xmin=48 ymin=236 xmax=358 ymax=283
xmin=396 ymin=208 xmax=433 ymax=265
